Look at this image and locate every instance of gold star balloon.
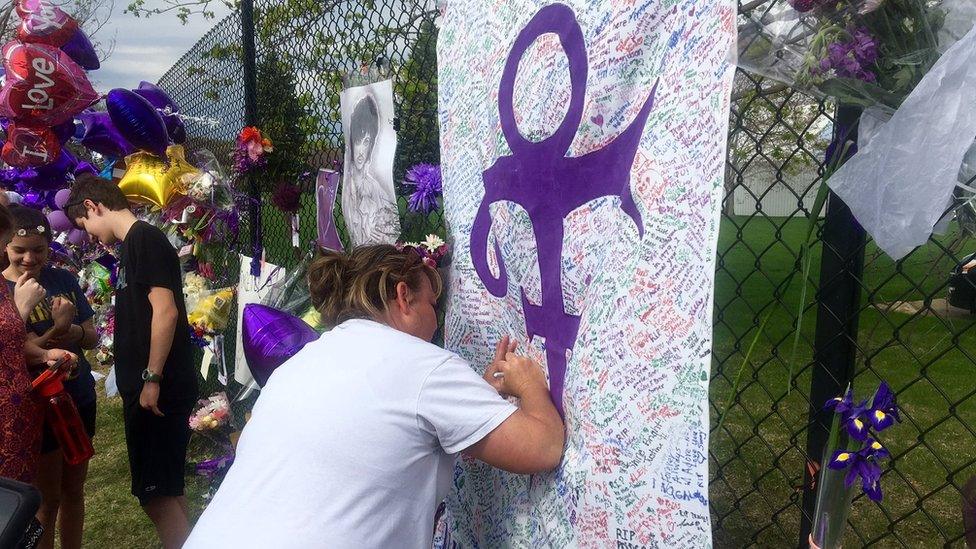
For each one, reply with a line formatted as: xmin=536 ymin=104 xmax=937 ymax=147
xmin=118 ymin=144 xmax=198 ymax=208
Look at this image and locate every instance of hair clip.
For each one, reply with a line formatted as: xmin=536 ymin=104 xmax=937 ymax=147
xmin=16 ymin=226 xmax=46 ymax=237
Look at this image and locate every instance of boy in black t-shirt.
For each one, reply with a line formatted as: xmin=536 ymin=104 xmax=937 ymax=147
xmin=66 ymin=175 xmax=198 ymax=549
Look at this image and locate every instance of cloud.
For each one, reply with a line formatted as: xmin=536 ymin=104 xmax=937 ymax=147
xmin=92 ymin=4 xmax=232 ymax=90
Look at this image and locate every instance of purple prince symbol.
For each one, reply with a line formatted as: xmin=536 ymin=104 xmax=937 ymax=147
xmin=470 ymin=3 xmax=656 ymax=417
xmin=316 ymin=169 xmax=344 ymax=252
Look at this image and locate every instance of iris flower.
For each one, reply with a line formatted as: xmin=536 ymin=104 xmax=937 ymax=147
xmin=825 ymin=388 xmax=871 ymax=441
xmin=867 ymin=382 xmax=900 ymax=431
xmin=829 ymin=439 xmax=889 ymax=501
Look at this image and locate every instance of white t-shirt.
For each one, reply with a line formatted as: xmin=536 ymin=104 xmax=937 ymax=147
xmin=184 ymin=319 xmax=516 ymax=549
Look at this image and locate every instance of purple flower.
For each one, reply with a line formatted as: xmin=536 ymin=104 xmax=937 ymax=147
xmin=818 ymin=29 xmax=879 ymax=84
xmin=271 ymin=181 xmax=302 ymax=214
xmin=825 ymin=388 xmax=871 ymax=441
xmin=829 ymin=439 xmax=889 ymax=501
xmin=851 ymin=28 xmax=879 ymax=65
xmin=867 ymin=382 xmax=900 ymax=431
xmin=404 ymin=163 xmax=442 ymax=214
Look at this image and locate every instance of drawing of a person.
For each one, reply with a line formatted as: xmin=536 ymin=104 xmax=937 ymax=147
xmin=342 ymin=94 xmax=400 ymax=247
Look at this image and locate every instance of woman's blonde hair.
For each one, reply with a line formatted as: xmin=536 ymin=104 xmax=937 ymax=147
xmin=308 ymin=244 xmax=442 ymax=328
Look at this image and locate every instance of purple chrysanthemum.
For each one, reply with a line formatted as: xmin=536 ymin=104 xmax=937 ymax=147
xmin=404 ymin=163 xmax=442 ymax=214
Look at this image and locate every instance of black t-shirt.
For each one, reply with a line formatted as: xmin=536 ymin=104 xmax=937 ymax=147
xmin=114 ymin=221 xmax=198 ymax=404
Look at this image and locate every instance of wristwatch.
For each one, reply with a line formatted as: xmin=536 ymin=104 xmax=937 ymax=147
xmin=141 ymin=369 xmax=162 ymax=383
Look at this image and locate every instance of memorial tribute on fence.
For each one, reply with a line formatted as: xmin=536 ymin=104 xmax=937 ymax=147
xmin=438 ymin=0 xmax=736 ymax=545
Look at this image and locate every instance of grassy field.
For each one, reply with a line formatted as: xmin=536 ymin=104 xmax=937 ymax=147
xmin=710 ymin=215 xmax=976 ymax=548
xmin=78 ymin=214 xmax=975 ymax=547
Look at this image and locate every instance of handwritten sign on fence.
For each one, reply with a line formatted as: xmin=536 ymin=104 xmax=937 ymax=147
xmin=438 ymin=0 xmax=735 ymax=545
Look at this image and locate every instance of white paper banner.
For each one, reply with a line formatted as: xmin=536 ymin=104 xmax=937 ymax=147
xmin=438 ymin=0 xmax=736 ymax=546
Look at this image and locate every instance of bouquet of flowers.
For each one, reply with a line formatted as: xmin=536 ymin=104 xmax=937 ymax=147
xmin=189 ymin=392 xmax=232 ymax=433
xmin=77 ymin=254 xmax=118 ymax=367
xmin=232 ymin=126 xmax=273 ymax=176
xmin=397 ymin=234 xmax=449 ymax=269
xmin=738 ymin=0 xmax=946 ymax=110
xmin=186 ymin=286 xmax=236 ymax=347
xmin=163 ymin=150 xmax=242 ymax=275
xmin=188 ymin=392 xmax=236 ymax=503
xmin=810 ymin=382 xmax=901 ymax=548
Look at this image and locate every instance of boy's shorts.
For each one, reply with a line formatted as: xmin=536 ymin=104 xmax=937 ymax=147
xmin=122 ymin=396 xmax=194 ymax=506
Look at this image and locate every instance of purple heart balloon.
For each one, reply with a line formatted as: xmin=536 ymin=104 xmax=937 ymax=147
xmin=242 ymin=304 xmax=319 ymax=387
xmin=133 ymin=81 xmax=186 ymax=144
xmin=78 ymin=111 xmax=134 ymax=159
xmin=106 ymin=88 xmax=168 ymax=157
xmin=61 ymin=28 xmax=100 ymax=70
xmin=19 ymin=150 xmax=76 ymax=191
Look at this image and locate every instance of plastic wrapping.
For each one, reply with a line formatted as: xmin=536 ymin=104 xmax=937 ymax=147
xmin=260 ymin=245 xmax=314 ymax=318
xmin=954 ymin=139 xmax=976 ymax=236
xmin=187 ymin=287 xmax=235 ymax=333
xmin=939 ymin=0 xmax=976 ymax=52
xmin=737 ymin=0 xmax=945 ymax=110
xmin=827 ymin=24 xmax=976 ymax=259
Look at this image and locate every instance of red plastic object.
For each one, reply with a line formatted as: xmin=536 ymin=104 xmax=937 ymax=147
xmin=31 ymin=366 xmax=94 ymax=466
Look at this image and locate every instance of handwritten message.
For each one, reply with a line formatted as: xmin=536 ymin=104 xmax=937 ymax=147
xmin=438 ymin=0 xmax=735 ymax=545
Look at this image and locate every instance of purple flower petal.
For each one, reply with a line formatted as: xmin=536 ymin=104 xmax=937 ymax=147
xmin=403 ymin=163 xmax=443 ymax=214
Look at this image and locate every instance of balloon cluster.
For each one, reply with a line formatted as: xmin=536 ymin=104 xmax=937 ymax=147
xmin=0 ymin=0 xmax=99 ymax=168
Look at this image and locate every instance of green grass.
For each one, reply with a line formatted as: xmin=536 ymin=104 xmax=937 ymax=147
xmin=82 ymin=377 xmax=210 ymax=548
xmin=710 ymin=215 xmax=976 ymax=548
xmin=82 ymin=214 xmax=975 ymax=546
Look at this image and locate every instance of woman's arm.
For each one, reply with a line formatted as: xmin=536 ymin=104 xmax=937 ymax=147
xmin=44 ymin=319 xmax=97 ymax=350
xmin=31 ymin=296 xmax=75 ymax=348
xmin=24 ymin=338 xmax=76 ymax=369
xmin=465 ymin=353 xmax=565 ymax=474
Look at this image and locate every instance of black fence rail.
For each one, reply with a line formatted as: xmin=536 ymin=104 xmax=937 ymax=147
xmin=158 ymin=2 xmax=976 ymax=547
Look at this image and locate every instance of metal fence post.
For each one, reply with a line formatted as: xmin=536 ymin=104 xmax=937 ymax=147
xmin=241 ymin=0 xmax=261 ymax=260
xmin=798 ymin=104 xmax=866 ymax=546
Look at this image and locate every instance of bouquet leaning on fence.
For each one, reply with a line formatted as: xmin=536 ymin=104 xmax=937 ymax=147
xmin=738 ymin=0 xmax=945 ymax=111
xmin=188 ymin=392 xmax=237 ymax=503
xmin=810 ymin=382 xmax=901 ymax=549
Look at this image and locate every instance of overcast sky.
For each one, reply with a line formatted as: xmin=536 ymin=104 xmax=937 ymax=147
xmin=90 ymin=3 xmax=232 ymax=92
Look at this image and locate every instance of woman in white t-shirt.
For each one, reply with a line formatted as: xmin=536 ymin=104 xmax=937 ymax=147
xmin=185 ymin=245 xmax=564 ymax=549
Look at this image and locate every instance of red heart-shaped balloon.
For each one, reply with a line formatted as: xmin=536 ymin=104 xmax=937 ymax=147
xmin=1 ymin=123 xmax=61 ymax=167
xmin=0 ymin=41 xmax=97 ymax=126
xmin=15 ymin=0 xmax=79 ymax=47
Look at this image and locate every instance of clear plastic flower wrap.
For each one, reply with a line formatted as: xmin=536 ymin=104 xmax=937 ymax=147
xmin=260 ymin=244 xmax=314 ymax=318
xmin=737 ymin=0 xmax=946 ymax=110
xmin=188 ymin=287 xmax=236 ymax=334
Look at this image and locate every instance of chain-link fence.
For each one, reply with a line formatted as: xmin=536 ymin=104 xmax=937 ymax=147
xmin=159 ymin=2 xmax=976 ymax=546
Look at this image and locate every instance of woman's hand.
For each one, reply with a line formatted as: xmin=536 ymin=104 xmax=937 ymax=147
xmin=43 ymin=348 xmax=77 ymax=373
xmin=13 ymin=272 xmax=45 ymax=320
xmin=484 ymin=336 xmax=548 ymax=399
xmin=484 ymin=335 xmax=518 ymax=390
xmin=51 ymin=296 xmax=77 ymax=335
xmin=490 ymin=353 xmax=549 ymax=399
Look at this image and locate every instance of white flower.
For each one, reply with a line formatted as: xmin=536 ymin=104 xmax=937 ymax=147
xmin=422 ymin=234 xmax=445 ymax=250
xmin=858 ymin=0 xmax=884 ymax=14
